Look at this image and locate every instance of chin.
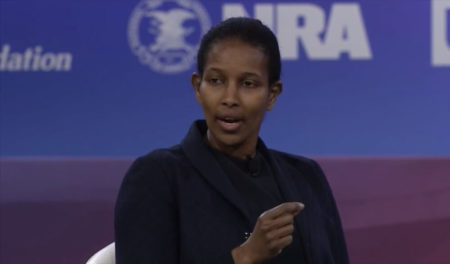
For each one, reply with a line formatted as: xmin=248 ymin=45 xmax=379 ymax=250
xmin=210 ymin=131 xmax=245 ymax=148
xmin=220 ymin=135 xmax=245 ymax=147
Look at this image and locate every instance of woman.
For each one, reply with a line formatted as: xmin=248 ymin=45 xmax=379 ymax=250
xmin=115 ymin=17 xmax=349 ymax=264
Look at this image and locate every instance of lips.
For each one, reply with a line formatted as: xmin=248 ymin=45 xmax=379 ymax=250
xmin=216 ymin=116 xmax=243 ymax=132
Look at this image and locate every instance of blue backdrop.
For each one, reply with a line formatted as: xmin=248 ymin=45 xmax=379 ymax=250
xmin=1 ymin=0 xmax=449 ymax=156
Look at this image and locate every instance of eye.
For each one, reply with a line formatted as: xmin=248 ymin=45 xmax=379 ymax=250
xmin=209 ymin=77 xmax=224 ymax=85
xmin=242 ymin=80 xmax=256 ymax=88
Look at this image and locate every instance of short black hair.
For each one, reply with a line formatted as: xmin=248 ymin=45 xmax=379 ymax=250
xmin=197 ymin=17 xmax=281 ymax=86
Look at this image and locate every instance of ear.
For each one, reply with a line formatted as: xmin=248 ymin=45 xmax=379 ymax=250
xmin=266 ymin=81 xmax=282 ymax=110
xmin=190 ymin=73 xmax=202 ymax=104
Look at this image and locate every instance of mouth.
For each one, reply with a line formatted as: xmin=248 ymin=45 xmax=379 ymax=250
xmin=216 ymin=116 xmax=243 ymax=132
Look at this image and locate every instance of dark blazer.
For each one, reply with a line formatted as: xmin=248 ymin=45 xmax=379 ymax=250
xmin=115 ymin=120 xmax=349 ymax=264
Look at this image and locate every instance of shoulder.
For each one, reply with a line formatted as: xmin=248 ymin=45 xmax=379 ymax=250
xmin=137 ymin=144 xmax=184 ymax=163
xmin=268 ymin=149 xmax=331 ymax=192
xmin=117 ymin=145 xmax=187 ymax=205
xmin=268 ymin=149 xmax=322 ymax=172
xmin=122 ymin=144 xmax=189 ymax=186
xmin=269 ymin=149 xmax=341 ymax=216
xmin=130 ymin=144 xmax=187 ymax=171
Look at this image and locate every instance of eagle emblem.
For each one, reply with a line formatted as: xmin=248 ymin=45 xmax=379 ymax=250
xmin=128 ymin=0 xmax=211 ymax=74
xmin=146 ymin=9 xmax=196 ymax=53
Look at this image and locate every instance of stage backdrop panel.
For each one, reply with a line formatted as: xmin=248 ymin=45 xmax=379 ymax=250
xmin=1 ymin=0 xmax=450 ymax=157
xmin=1 ymin=1 xmax=450 ymax=263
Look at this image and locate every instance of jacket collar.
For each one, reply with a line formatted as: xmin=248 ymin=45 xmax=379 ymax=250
xmin=181 ymin=120 xmax=252 ymax=225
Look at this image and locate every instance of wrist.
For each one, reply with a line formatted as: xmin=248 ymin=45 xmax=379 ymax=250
xmin=231 ymin=245 xmax=255 ymax=264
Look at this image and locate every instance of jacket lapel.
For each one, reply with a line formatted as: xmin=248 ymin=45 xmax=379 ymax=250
xmin=263 ymin=147 xmax=315 ymax=264
xmin=181 ymin=120 xmax=315 ymax=262
xmin=181 ymin=121 xmax=251 ymax=226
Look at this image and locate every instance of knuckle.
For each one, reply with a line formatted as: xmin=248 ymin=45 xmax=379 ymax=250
xmin=258 ymin=215 xmax=267 ymax=224
xmin=258 ymin=213 xmax=266 ymax=220
xmin=260 ymin=223 xmax=270 ymax=232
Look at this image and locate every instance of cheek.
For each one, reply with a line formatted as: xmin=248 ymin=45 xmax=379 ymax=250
xmin=198 ymin=90 xmax=216 ymax=116
xmin=243 ymin=107 xmax=268 ymax=131
xmin=245 ymin=95 xmax=270 ymax=115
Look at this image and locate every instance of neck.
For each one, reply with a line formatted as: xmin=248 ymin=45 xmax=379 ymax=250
xmin=206 ymin=130 xmax=257 ymax=160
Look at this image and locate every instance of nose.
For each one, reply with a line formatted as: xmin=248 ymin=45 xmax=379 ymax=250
xmin=221 ymin=82 xmax=239 ymax=107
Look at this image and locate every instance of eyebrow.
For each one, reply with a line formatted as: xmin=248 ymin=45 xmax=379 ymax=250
xmin=206 ymin=67 xmax=262 ymax=78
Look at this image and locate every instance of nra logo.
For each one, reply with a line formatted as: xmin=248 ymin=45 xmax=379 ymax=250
xmin=223 ymin=3 xmax=373 ymax=60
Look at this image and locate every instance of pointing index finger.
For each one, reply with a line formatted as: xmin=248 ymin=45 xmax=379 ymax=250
xmin=260 ymin=202 xmax=304 ymax=220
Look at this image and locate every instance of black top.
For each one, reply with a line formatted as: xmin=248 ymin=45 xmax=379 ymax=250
xmin=208 ymin=145 xmax=307 ymax=263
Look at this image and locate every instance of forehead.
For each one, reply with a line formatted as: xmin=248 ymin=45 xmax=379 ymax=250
xmin=204 ymin=38 xmax=268 ymax=76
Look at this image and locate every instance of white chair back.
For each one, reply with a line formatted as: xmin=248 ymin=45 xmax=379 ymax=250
xmin=86 ymin=242 xmax=115 ymax=264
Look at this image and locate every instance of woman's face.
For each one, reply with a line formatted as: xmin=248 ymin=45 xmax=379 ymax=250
xmin=191 ymin=38 xmax=282 ymax=158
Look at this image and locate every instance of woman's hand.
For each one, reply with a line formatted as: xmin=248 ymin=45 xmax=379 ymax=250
xmin=231 ymin=202 xmax=304 ymax=264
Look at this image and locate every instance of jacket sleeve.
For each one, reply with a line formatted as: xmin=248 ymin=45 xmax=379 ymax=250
xmin=310 ymin=160 xmax=350 ymax=264
xmin=115 ymin=154 xmax=179 ymax=264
